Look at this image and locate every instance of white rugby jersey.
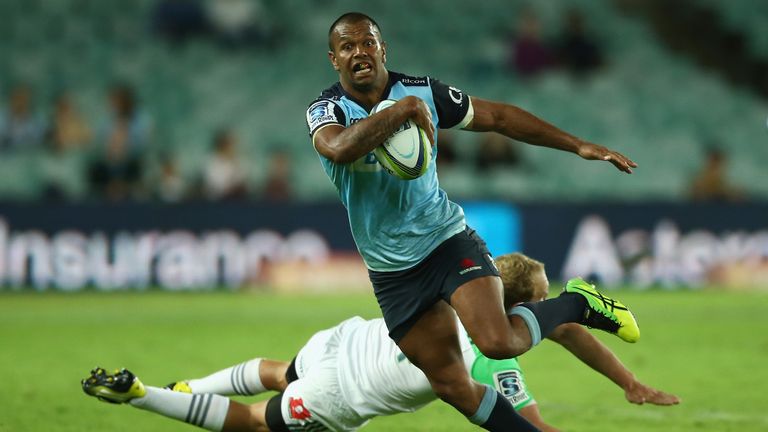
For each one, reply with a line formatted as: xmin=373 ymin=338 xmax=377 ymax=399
xmin=335 ymin=318 xmax=466 ymax=417
xmin=288 ymin=317 xmax=535 ymax=430
xmin=335 ymin=317 xmax=534 ymax=420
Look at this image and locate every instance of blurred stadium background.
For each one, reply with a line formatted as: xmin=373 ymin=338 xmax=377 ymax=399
xmin=1 ymin=0 xmax=767 ymax=430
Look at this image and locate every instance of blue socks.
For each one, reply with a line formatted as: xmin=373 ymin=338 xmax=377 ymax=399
xmin=508 ymin=293 xmax=586 ymax=347
xmin=469 ymin=385 xmax=539 ymax=431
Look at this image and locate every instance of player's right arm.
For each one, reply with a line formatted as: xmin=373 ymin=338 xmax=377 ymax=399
xmin=547 ymin=323 xmax=680 ymax=406
xmin=312 ymin=96 xmax=434 ymax=164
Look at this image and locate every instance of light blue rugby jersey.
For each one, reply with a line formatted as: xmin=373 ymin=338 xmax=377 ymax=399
xmin=305 ymin=71 xmax=475 ymax=271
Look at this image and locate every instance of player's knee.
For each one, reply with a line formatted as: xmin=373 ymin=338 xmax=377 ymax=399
xmin=472 ymin=334 xmax=525 ymax=360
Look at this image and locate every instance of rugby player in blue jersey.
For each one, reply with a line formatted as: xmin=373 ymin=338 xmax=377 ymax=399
xmin=303 ymin=12 xmax=638 ymax=431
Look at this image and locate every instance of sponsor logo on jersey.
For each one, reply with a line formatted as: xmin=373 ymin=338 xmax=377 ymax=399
xmin=288 ymin=397 xmax=312 ymax=420
xmin=459 ymin=258 xmax=482 ymax=275
xmin=400 ymin=77 xmax=427 ymax=85
xmin=448 ymin=86 xmax=464 ymax=104
xmin=307 ymin=100 xmax=339 ymax=132
xmin=494 ymin=370 xmax=530 ymax=406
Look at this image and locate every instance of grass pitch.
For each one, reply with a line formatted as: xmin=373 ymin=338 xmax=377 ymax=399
xmin=1 ymin=288 xmax=767 ymax=431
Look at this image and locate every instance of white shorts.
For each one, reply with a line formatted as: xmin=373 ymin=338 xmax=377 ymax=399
xmin=279 ymin=317 xmax=368 ymax=432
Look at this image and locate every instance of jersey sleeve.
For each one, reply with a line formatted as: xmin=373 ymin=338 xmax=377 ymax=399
xmin=429 ymin=77 xmax=474 ymax=130
xmin=471 ymin=355 xmax=535 ymax=410
xmin=306 ymin=98 xmax=347 ymax=137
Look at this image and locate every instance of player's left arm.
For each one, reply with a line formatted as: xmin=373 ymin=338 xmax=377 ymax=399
xmin=464 ymin=96 xmax=637 ymax=174
xmin=547 ymin=323 xmax=681 ymax=405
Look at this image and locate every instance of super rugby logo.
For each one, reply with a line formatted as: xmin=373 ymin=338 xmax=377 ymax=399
xmin=307 ymin=100 xmax=338 ymax=131
xmin=494 ymin=370 xmax=530 ymax=406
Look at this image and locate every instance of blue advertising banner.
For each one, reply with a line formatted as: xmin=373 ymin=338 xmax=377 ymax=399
xmin=518 ymin=203 xmax=768 ymax=288
xmin=0 ymin=201 xmax=765 ymax=290
xmin=461 ymin=201 xmax=521 ymax=257
xmin=0 ymin=202 xmax=355 ymax=291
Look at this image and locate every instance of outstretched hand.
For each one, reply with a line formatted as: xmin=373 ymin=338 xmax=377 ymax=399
xmin=577 ymin=141 xmax=637 ymax=174
xmin=624 ymin=380 xmax=681 ymax=406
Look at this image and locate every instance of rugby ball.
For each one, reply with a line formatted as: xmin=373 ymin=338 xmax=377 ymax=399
xmin=370 ymin=99 xmax=432 ymax=180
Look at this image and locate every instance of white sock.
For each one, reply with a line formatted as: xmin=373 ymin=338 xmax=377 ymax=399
xmin=129 ymin=387 xmax=230 ymax=432
xmin=188 ymin=358 xmax=267 ymax=396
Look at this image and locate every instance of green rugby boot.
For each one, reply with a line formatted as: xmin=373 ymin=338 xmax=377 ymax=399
xmin=563 ymin=278 xmax=640 ymax=343
xmin=81 ymin=367 xmax=146 ymax=404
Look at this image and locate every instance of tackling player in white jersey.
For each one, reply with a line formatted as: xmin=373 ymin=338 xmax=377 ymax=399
xmin=82 ymin=253 xmax=679 ymax=432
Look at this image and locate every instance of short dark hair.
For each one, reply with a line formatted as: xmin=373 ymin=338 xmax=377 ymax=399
xmin=328 ymin=12 xmax=382 ymax=51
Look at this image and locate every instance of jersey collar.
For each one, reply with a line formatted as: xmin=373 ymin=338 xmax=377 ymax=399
xmin=336 ymin=71 xmax=401 ymax=112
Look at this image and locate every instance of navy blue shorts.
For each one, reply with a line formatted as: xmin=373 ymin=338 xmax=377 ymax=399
xmin=369 ymin=227 xmax=500 ymax=343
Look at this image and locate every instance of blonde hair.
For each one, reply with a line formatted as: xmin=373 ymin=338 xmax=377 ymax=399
xmin=495 ymin=253 xmax=545 ymax=310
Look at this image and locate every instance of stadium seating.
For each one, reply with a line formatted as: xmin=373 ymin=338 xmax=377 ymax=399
xmin=696 ymin=0 xmax=768 ymax=60
xmin=0 ymin=0 xmax=766 ymax=201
